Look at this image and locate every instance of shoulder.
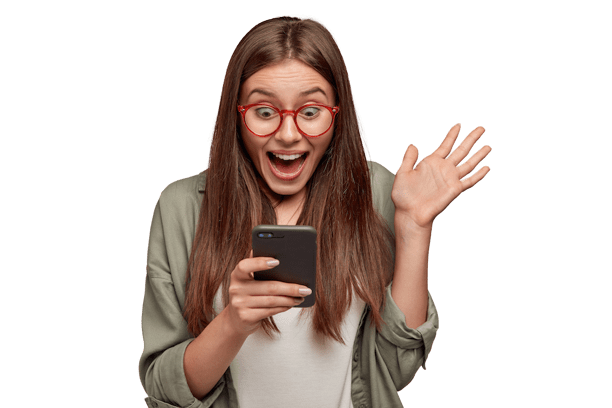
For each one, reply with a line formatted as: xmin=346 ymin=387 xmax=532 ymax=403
xmin=367 ymin=162 xmax=396 ymax=228
xmin=368 ymin=160 xmax=395 ymax=192
xmin=158 ymin=171 xmax=206 ymax=212
xmin=147 ymin=172 xmax=206 ymax=278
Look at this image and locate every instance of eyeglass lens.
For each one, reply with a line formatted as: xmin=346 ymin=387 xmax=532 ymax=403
xmin=245 ymin=105 xmax=333 ymax=136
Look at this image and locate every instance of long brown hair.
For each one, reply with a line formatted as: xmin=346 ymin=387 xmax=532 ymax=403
xmin=184 ymin=17 xmax=394 ymax=343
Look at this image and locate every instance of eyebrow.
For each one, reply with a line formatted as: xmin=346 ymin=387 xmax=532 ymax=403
xmin=246 ymin=87 xmax=328 ymax=99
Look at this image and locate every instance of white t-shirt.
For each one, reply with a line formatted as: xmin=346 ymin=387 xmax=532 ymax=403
xmin=215 ymin=289 xmax=366 ymax=408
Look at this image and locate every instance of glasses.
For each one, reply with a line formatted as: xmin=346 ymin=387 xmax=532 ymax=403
xmin=237 ymin=103 xmax=339 ymax=138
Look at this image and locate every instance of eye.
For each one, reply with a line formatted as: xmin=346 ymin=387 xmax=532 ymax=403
xmin=254 ymin=106 xmax=278 ymax=119
xmin=299 ymin=106 xmax=321 ymax=119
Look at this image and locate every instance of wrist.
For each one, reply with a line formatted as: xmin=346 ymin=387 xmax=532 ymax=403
xmin=218 ymin=307 xmax=252 ymax=342
xmin=394 ymin=211 xmax=433 ymax=236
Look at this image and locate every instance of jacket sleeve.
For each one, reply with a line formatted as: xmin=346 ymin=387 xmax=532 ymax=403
xmin=351 ymin=288 xmax=438 ymax=408
xmin=378 ymin=285 xmax=438 ymax=387
xmin=139 ymin=175 xmax=233 ymax=408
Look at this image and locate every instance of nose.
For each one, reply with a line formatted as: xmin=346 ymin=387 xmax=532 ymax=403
xmin=274 ymin=113 xmax=302 ymax=144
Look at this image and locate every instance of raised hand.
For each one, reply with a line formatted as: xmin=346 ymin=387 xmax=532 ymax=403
xmin=391 ymin=124 xmax=491 ymax=229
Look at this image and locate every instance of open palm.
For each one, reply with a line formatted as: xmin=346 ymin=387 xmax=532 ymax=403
xmin=391 ymin=124 xmax=491 ymax=228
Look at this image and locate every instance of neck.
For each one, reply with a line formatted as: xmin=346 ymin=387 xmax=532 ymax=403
xmin=273 ymin=189 xmax=306 ymax=226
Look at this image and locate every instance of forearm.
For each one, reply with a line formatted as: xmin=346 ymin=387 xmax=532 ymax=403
xmin=391 ymin=212 xmax=431 ymax=329
xmin=183 ymin=307 xmax=249 ymax=399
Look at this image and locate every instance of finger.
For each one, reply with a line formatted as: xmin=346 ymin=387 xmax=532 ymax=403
xmin=247 ymin=251 xmax=254 ymax=278
xmin=246 ymin=295 xmax=305 ymax=309
xmin=461 ymin=166 xmax=490 ymax=192
xmin=247 ymin=306 xmax=293 ymax=322
xmin=457 ymin=145 xmax=492 ymax=179
xmin=447 ymin=126 xmax=486 ymax=166
xmin=233 ymin=257 xmax=280 ymax=281
xmin=433 ymin=123 xmax=461 ymax=158
xmin=399 ymin=144 xmax=418 ymax=173
xmin=249 ymin=280 xmax=312 ymax=298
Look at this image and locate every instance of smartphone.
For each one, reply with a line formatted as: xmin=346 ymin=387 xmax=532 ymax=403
xmin=252 ymin=225 xmax=317 ymax=307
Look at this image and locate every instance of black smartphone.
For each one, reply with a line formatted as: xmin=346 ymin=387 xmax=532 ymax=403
xmin=252 ymin=225 xmax=317 ymax=308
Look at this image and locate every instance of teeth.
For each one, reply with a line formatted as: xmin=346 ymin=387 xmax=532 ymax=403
xmin=272 ymin=152 xmax=303 ymax=160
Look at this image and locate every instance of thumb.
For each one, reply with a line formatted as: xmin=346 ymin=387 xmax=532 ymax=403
xmin=400 ymin=144 xmax=418 ymax=171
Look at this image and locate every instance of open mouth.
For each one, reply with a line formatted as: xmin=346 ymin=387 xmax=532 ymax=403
xmin=267 ymin=152 xmax=308 ymax=180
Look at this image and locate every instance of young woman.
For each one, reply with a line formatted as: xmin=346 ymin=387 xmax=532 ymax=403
xmin=139 ymin=17 xmax=491 ymax=408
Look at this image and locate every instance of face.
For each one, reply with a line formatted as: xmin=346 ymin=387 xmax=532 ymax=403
xmin=238 ymin=59 xmax=336 ymax=199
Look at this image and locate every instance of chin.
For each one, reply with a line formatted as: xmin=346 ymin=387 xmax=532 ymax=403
xmin=266 ymin=179 xmax=307 ymax=197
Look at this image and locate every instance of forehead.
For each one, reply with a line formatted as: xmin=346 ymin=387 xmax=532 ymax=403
xmin=240 ymin=59 xmax=335 ymax=103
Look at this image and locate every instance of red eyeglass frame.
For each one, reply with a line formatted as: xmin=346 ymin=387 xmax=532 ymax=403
xmin=237 ymin=103 xmax=340 ymax=138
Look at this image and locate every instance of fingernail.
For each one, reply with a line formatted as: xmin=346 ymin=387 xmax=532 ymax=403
xmin=294 ymin=297 xmax=305 ymax=304
xmin=299 ymin=288 xmax=312 ymax=296
xmin=266 ymin=259 xmax=279 ymax=267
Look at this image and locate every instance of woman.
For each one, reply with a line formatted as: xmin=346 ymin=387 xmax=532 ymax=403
xmin=139 ymin=17 xmax=490 ymax=408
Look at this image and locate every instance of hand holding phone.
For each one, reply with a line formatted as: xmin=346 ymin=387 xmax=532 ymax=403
xmin=252 ymin=225 xmax=317 ymax=307
xmin=225 ymin=254 xmax=312 ymax=336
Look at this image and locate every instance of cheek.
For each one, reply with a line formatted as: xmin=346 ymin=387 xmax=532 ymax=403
xmin=312 ymin=132 xmax=334 ymax=157
xmin=240 ymin=125 xmax=266 ymax=165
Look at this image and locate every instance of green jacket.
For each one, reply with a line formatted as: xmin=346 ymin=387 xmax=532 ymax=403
xmin=139 ymin=162 xmax=439 ymax=408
